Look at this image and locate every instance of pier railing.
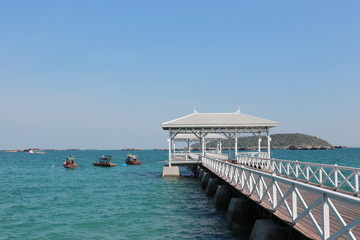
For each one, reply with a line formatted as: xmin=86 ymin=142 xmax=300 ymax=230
xmin=237 ymin=152 xmax=268 ymax=158
xmin=236 ymin=155 xmax=360 ymax=196
xmin=204 ymin=152 xmax=229 ymax=160
xmin=202 ymin=156 xmax=360 ymax=240
xmin=171 ymin=152 xmax=200 ymax=162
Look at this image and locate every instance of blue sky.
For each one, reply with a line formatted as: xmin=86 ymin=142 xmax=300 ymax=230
xmin=1 ymin=1 xmax=359 ymax=149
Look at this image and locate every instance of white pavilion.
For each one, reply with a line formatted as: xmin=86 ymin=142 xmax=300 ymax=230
xmin=161 ymin=110 xmax=278 ymax=176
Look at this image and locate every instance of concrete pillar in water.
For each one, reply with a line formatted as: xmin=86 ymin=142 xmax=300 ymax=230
xmin=205 ymin=178 xmax=219 ymax=197
xmin=213 ymin=185 xmax=232 ymax=210
xmin=198 ymin=168 xmax=205 ymax=180
xmin=194 ymin=165 xmax=201 ymax=177
xmin=249 ymin=219 xmax=290 ymax=240
xmin=200 ymin=172 xmax=212 ymax=189
xmin=162 ymin=166 xmax=180 ymax=177
xmin=226 ymin=197 xmax=250 ymax=226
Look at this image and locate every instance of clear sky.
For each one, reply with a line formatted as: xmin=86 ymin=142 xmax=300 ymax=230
xmin=1 ymin=1 xmax=359 ymax=149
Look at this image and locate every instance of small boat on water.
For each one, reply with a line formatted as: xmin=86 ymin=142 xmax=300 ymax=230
xmin=125 ymin=154 xmax=141 ymax=165
xmin=28 ymin=149 xmax=46 ymax=154
xmin=93 ymin=155 xmax=115 ymax=167
xmin=63 ymin=155 xmax=78 ymax=169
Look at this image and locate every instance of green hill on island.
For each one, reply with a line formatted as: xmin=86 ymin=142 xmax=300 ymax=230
xmin=192 ymin=133 xmax=333 ymax=149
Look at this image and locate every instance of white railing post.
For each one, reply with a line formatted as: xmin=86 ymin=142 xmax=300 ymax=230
xmin=334 ymin=164 xmax=338 ymax=188
xmin=355 ymin=170 xmax=359 ymax=195
xmin=272 ymin=173 xmax=277 ymax=210
xmin=287 ymin=163 xmax=290 ymax=176
xmin=319 ymin=167 xmax=323 ymax=185
xmin=259 ymin=176 xmax=263 ymax=201
xmin=306 ymin=166 xmax=310 ymax=182
xmin=322 ymin=194 xmax=330 ymax=240
xmin=279 ymin=162 xmax=282 ymax=174
xmin=291 ymin=184 xmax=297 ymax=222
xmin=295 ymin=160 xmax=299 ymax=178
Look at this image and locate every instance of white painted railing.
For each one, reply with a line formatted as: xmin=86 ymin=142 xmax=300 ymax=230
xmin=238 ymin=151 xmax=268 ymax=158
xmin=237 ymin=155 xmax=360 ymax=196
xmin=205 ymin=152 xmax=228 ymax=160
xmin=202 ymin=156 xmax=360 ymax=240
xmin=171 ymin=152 xmax=200 ymax=161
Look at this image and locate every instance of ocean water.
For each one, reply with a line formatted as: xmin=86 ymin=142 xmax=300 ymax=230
xmin=0 ymin=149 xmax=359 ymax=239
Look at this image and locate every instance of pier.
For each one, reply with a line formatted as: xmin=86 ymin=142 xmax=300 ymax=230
xmin=162 ymin=110 xmax=360 ymax=240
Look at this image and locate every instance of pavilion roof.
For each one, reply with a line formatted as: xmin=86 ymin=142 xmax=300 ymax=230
xmin=162 ymin=112 xmax=278 ymax=130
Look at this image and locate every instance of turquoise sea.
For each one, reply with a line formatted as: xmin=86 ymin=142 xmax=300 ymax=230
xmin=0 ymin=149 xmax=359 ymax=240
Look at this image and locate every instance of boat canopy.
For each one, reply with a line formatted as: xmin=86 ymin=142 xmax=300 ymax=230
xmin=127 ymin=154 xmax=137 ymax=158
xmin=100 ymin=155 xmax=112 ymax=161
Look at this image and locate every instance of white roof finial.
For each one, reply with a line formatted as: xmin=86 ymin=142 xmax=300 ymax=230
xmin=236 ymin=105 xmax=241 ymax=114
xmin=193 ymin=106 xmax=198 ymax=114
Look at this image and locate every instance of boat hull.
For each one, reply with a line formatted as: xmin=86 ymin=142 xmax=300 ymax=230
xmin=93 ymin=162 xmax=115 ymax=167
xmin=125 ymin=161 xmax=141 ymax=165
xmin=63 ymin=161 xmax=78 ymax=168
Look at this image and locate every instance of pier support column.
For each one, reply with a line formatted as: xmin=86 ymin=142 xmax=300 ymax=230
xmin=201 ymin=172 xmax=212 ymax=189
xmin=201 ymin=136 xmax=205 ymax=157
xmin=249 ymin=220 xmax=290 ymax=240
xmin=258 ymin=133 xmax=262 ymax=155
xmin=214 ymin=185 xmax=232 ymax=210
xmin=206 ymin=178 xmax=219 ymax=196
xmin=228 ymin=135 xmax=232 ymax=160
xmin=168 ymin=130 xmax=172 ymax=167
xmin=234 ymin=131 xmax=238 ymax=158
xmin=162 ymin=166 xmax=180 ymax=177
xmin=194 ymin=165 xmax=201 ymax=177
xmin=198 ymin=168 xmax=205 ymax=180
xmin=226 ymin=197 xmax=250 ymax=226
xmin=267 ymin=130 xmax=271 ymax=158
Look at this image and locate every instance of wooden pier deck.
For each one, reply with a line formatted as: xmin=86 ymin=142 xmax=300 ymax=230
xmin=173 ymin=154 xmax=360 ymax=240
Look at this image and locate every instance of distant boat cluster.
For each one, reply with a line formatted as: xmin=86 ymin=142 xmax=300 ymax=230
xmin=121 ymin=148 xmax=141 ymax=151
xmin=64 ymin=154 xmax=141 ymax=169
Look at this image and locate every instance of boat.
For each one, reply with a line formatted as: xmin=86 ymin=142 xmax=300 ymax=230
xmin=93 ymin=155 xmax=115 ymax=167
xmin=125 ymin=154 xmax=141 ymax=165
xmin=63 ymin=155 xmax=78 ymax=168
xmin=28 ymin=149 xmax=46 ymax=154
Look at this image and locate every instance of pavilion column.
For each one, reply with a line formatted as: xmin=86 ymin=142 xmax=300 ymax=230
xmin=201 ymin=137 xmax=205 ymax=157
xmin=219 ymin=141 xmax=222 ymax=153
xmin=168 ymin=131 xmax=172 ymax=167
xmin=267 ymin=130 xmax=271 ymax=158
xmin=258 ymin=133 xmax=262 ymax=154
xmin=234 ymin=131 xmax=238 ymax=158
xmin=187 ymin=139 xmax=191 ymax=153
xmin=228 ymin=135 xmax=232 ymax=160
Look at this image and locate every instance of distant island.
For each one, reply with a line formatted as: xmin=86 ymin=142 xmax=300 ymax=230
xmin=0 ymin=134 xmax=347 ymax=152
xmin=191 ymin=133 xmax=346 ymax=150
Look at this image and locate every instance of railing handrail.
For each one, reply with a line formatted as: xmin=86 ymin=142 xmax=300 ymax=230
xmin=237 ymin=155 xmax=360 ymax=172
xmin=236 ymin=155 xmax=360 ymax=195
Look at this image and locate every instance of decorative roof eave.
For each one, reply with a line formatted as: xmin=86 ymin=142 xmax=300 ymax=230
xmin=162 ymin=123 xmax=278 ymax=130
